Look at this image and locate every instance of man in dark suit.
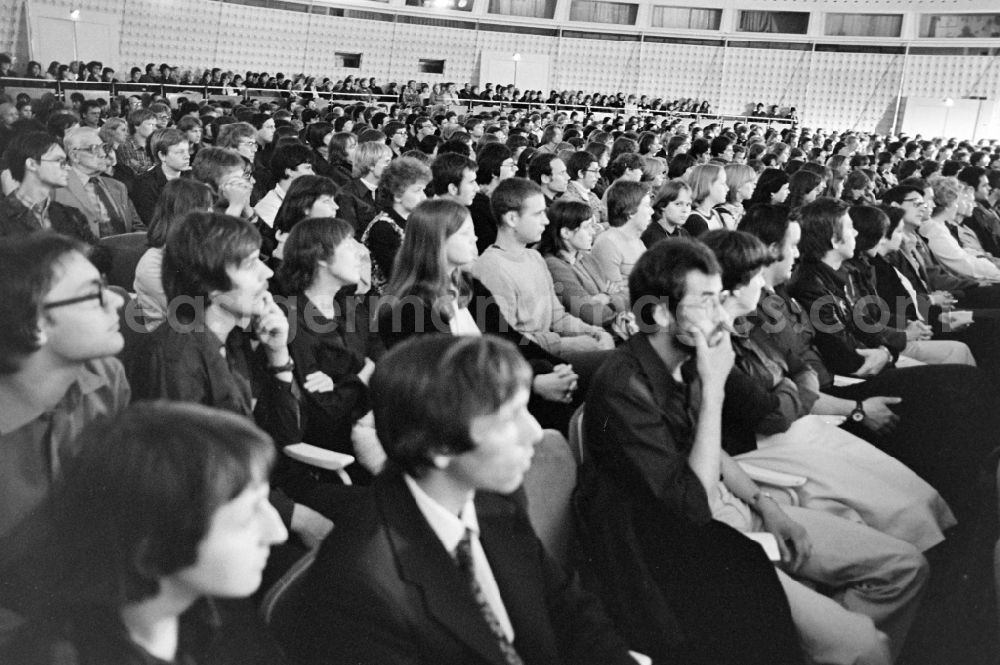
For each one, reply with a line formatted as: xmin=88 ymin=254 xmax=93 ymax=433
xmin=283 ymin=335 xmax=639 ymax=665
xmin=55 ymin=127 xmax=142 ymax=237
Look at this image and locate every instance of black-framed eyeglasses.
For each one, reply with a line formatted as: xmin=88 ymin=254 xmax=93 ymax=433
xmin=902 ymin=197 xmax=928 ymax=206
xmin=43 ymin=277 xmax=109 ymax=310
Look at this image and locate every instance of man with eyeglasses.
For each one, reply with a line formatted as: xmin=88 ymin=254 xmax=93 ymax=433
xmin=561 ymin=151 xmax=607 ymax=226
xmin=384 ymin=121 xmax=409 ymax=158
xmin=55 ymin=127 xmax=141 ymax=238
xmin=0 ymin=132 xmax=96 ymax=243
xmin=0 ymin=230 xmax=128 ymax=547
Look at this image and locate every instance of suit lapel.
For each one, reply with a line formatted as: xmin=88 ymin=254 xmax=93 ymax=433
xmin=65 ymin=171 xmax=99 ymax=224
xmin=479 ymin=496 xmax=557 ymax=664
xmin=96 ymin=176 xmax=128 ymax=231
xmin=376 ymin=473 xmax=509 ymax=665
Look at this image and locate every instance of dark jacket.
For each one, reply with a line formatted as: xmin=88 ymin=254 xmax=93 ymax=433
xmin=281 ymin=469 xmax=636 ymax=665
xmin=575 ymin=334 xmax=803 ymax=664
xmin=721 ymin=327 xmax=819 ymax=455
xmin=2 ymin=600 xmax=284 ymax=665
xmin=129 ymin=164 xmax=171 ymax=225
xmin=0 ymin=192 xmax=97 ymax=244
xmin=786 ymin=259 xmax=903 ymax=375
xmin=327 ymin=158 xmax=353 ymax=189
xmin=282 ymin=291 xmax=378 ymax=455
xmin=335 ymin=177 xmax=379 ymax=238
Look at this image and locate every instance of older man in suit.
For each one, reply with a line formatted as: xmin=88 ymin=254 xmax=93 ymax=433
xmin=282 ymin=335 xmax=640 ymax=665
xmin=55 ymin=127 xmax=142 ymax=238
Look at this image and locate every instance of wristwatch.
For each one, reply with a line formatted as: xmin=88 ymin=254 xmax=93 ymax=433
xmin=267 ymin=358 xmax=295 ymax=375
xmin=850 ymin=400 xmax=866 ymax=423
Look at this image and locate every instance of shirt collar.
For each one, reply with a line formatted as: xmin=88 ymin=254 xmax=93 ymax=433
xmin=13 ymin=188 xmax=50 ymax=215
xmin=404 ymin=474 xmax=479 ymax=553
xmin=0 ymin=361 xmax=109 ymax=434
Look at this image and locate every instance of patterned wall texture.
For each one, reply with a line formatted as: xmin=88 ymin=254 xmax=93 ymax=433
xmin=4 ymin=0 xmax=1000 ymax=132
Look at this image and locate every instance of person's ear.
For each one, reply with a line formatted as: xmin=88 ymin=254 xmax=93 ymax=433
xmin=448 ymin=182 xmax=459 ymax=197
xmin=651 ymin=302 xmax=672 ymax=330
xmin=501 ymin=210 xmax=519 ymax=230
xmin=429 ymin=452 xmax=452 ymax=471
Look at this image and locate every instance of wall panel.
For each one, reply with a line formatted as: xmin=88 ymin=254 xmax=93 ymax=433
xmin=637 ymin=41 xmax=722 ymax=106
xmin=5 ymin=0 xmax=1000 ymax=133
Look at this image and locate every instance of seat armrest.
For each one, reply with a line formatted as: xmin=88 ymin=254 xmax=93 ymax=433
xmin=283 ymin=443 xmax=354 ymax=470
xmin=739 ymin=462 xmax=807 ymax=488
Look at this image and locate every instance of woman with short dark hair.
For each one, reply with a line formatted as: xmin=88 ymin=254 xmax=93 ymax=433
xmin=0 ymin=402 xmax=287 ymax=664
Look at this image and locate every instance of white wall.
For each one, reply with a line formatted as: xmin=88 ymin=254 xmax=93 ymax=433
xmin=4 ymin=0 xmax=1000 ymax=133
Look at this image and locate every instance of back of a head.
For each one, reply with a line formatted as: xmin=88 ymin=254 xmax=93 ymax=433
xmin=606 ymin=180 xmax=648 ymax=227
xmin=147 ymin=179 xmax=215 ymax=249
xmin=699 ymin=229 xmax=773 ymax=292
xmin=269 ymin=141 xmax=314 ymax=182
xmin=738 ymin=203 xmax=792 ymax=247
xmin=797 ymin=197 xmax=849 ymax=262
xmin=370 ymin=335 xmax=531 ymax=476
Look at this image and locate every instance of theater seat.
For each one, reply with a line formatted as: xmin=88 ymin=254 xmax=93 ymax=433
xmin=522 ymin=429 xmax=577 ymax=569
xmin=260 ymin=547 xmax=317 ymax=628
xmin=98 ymin=231 xmax=147 ymax=290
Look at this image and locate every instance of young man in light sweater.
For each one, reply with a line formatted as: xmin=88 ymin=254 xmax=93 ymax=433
xmin=472 ymin=178 xmax=613 ymax=380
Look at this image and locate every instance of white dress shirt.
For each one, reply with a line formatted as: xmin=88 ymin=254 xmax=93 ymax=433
xmin=404 ymin=474 xmax=515 ymax=641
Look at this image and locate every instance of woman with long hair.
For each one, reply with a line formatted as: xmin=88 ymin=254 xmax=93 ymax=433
xmin=378 ymin=198 xmax=579 ymax=431
xmin=746 ymin=167 xmax=790 ymax=208
xmin=786 ymin=169 xmax=825 ymax=212
xmin=133 ymin=179 xmax=215 ymax=330
xmin=326 ymin=131 xmax=357 ymax=188
xmin=685 ymin=163 xmax=728 ymax=236
xmin=304 ymin=122 xmax=335 ymax=178
xmin=716 ymin=163 xmax=757 ymax=229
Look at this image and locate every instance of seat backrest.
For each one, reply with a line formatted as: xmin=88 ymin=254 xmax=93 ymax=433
xmin=522 ymin=429 xmax=577 ymax=569
xmin=99 ymin=231 xmax=148 ymax=290
xmin=260 ymin=547 xmax=318 ymax=628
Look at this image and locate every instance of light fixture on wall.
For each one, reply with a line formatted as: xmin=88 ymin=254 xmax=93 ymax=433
xmin=69 ymin=8 xmax=81 ymax=62
xmin=512 ymin=53 xmax=521 ymax=87
xmin=943 ymin=97 xmax=955 ymax=107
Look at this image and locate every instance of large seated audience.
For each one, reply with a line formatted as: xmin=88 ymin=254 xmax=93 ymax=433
xmin=4 ymin=48 xmax=1000 ymax=665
